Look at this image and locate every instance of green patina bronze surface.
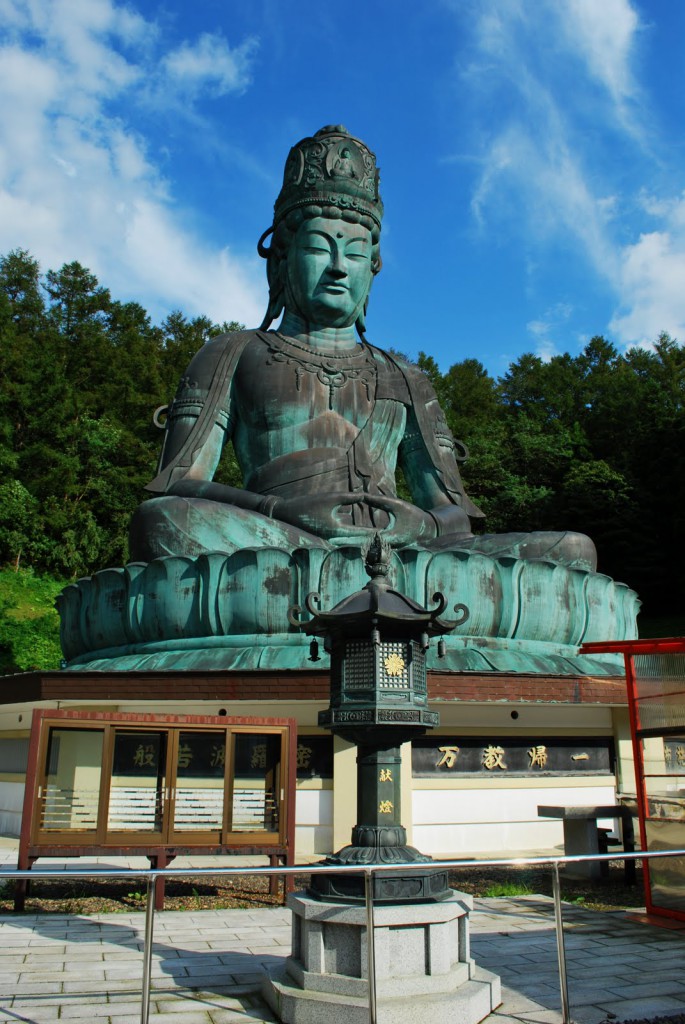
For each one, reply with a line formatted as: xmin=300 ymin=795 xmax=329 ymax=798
xmin=58 ymin=125 xmax=639 ymax=673
xmin=58 ymin=545 xmax=638 ymax=674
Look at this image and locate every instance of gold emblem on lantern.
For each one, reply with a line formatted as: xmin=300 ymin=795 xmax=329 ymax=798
xmin=383 ymin=652 xmax=405 ymax=675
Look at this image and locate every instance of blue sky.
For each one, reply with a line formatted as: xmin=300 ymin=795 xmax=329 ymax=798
xmin=1 ymin=0 xmax=684 ymax=376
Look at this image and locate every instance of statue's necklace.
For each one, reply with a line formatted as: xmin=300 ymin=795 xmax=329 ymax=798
xmin=266 ymin=332 xmax=376 ymax=409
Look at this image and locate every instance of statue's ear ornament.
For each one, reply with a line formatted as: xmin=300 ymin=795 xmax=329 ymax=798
xmin=257 ymin=225 xmax=274 ymax=260
xmin=152 ymin=405 xmax=168 ymax=430
xmin=258 ymin=225 xmax=285 ymax=330
xmin=449 ymin=439 xmax=469 ymax=463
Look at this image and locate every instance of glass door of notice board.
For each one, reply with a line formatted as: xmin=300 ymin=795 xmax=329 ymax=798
xmin=168 ymin=729 xmax=226 ymax=841
xmin=229 ymin=731 xmax=282 ymax=838
xmin=106 ymin=729 xmax=168 ymax=842
xmin=39 ymin=727 xmax=105 ymax=838
xmin=28 ymin=712 xmax=293 ymax=851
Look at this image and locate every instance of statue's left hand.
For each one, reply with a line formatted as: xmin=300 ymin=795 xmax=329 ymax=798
xmin=273 ymin=492 xmax=440 ymax=546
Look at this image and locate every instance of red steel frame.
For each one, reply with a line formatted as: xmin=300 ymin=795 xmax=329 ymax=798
xmin=17 ymin=708 xmax=298 ymax=910
xmin=582 ymin=638 xmax=685 ymax=922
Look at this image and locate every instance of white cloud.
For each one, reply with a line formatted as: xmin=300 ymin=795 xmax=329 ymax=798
xmin=559 ymin=0 xmax=640 ymax=109
xmin=534 ymin=338 xmax=561 ymax=362
xmin=527 ymin=320 xmax=550 ymax=338
xmin=638 ymin=189 xmax=685 ymax=226
xmin=0 ymin=0 xmax=264 ymax=326
xmin=526 ymin=303 xmax=573 ymax=360
xmin=470 ymin=118 xmax=619 ymax=283
xmin=454 ymin=0 xmax=685 ymax=353
xmin=609 ymin=197 xmax=685 ymax=346
xmin=161 ymin=32 xmax=257 ymax=99
xmin=122 ymin=198 xmax=262 ymax=325
xmin=461 ymin=1 xmax=638 ymax=278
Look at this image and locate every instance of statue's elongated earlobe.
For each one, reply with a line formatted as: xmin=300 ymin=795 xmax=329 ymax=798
xmin=258 ymin=225 xmax=283 ymax=329
xmin=257 ymin=225 xmax=274 ymax=259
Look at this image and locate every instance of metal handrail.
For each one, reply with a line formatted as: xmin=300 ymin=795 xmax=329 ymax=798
xmin=2 ymin=847 xmax=685 ymax=1024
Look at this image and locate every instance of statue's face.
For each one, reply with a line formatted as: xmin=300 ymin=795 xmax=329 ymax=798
xmin=285 ymin=216 xmax=374 ymax=328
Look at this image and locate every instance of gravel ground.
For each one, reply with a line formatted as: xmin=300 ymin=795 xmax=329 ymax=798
xmin=0 ymin=861 xmax=645 ymax=914
xmin=449 ymin=862 xmax=645 ymax=912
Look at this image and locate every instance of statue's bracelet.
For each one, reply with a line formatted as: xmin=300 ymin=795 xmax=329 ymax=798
xmin=258 ymin=494 xmax=281 ymax=519
xmin=427 ymin=509 xmax=443 ymax=538
xmin=429 ymin=504 xmax=469 ymax=537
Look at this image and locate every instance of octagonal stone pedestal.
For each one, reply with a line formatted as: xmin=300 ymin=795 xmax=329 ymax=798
xmin=261 ymin=891 xmax=501 ymax=1024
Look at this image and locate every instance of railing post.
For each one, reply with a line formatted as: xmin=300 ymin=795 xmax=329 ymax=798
xmin=364 ymin=868 xmax=377 ymax=1024
xmin=140 ymin=874 xmax=156 ymax=1024
xmin=552 ymin=861 xmax=571 ymax=1024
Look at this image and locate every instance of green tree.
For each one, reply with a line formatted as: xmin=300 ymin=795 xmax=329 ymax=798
xmin=0 ymin=480 xmax=39 ymax=570
xmin=0 ymin=568 xmax=63 ymax=672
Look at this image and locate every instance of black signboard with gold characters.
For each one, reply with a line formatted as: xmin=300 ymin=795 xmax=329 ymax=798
xmin=112 ymin=731 xmax=165 ymax=777
xmin=412 ymin=736 xmax=614 ymax=777
xmin=296 ymin=736 xmax=333 ymax=779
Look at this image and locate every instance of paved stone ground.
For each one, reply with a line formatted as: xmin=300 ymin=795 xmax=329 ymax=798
xmin=0 ymin=895 xmax=684 ymax=1023
xmin=475 ymin=896 xmax=685 ymax=1023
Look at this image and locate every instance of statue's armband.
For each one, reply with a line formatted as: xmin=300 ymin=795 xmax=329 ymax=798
xmin=399 ymin=397 xmax=484 ymax=520
xmin=399 ymin=408 xmax=452 ymax=508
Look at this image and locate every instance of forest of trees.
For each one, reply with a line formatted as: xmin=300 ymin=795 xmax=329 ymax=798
xmin=1 ymin=247 xmax=684 ymax=670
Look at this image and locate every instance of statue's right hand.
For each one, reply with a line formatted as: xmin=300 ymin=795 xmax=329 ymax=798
xmin=272 ymin=493 xmax=368 ymax=537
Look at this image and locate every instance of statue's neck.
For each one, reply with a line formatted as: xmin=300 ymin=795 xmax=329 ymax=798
xmin=277 ymin=311 xmax=360 ymax=352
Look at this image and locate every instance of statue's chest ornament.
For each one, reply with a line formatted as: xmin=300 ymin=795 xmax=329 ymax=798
xmin=265 ymin=333 xmax=376 ymax=409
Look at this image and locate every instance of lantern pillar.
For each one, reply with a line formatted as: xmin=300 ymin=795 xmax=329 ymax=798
xmin=300 ymin=534 xmax=467 ymax=904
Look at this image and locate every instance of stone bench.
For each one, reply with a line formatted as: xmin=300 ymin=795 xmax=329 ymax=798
xmin=538 ymin=804 xmax=636 ymax=882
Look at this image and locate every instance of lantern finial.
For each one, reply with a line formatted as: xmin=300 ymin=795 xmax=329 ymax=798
xmin=364 ymin=532 xmax=392 ymax=582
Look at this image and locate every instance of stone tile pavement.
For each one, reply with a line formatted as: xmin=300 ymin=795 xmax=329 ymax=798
xmin=0 ymin=894 xmax=683 ymax=1023
xmin=474 ymin=895 xmax=685 ymax=1023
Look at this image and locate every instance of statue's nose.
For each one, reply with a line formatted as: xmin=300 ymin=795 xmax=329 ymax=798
xmin=328 ymin=250 xmax=347 ymax=277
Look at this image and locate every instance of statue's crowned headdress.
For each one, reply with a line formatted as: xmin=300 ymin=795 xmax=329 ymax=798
xmin=273 ymin=124 xmax=383 ymax=230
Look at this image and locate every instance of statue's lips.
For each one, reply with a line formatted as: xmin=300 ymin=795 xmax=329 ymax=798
xmin=319 ymin=284 xmax=349 ymax=294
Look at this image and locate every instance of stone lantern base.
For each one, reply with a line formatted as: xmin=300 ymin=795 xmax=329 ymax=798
xmin=262 ymin=890 xmax=501 ymax=1024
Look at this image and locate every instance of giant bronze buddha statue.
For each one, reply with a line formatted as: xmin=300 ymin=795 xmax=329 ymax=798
xmin=58 ymin=127 xmax=638 ymax=673
xmin=129 ymin=125 xmax=594 ymax=571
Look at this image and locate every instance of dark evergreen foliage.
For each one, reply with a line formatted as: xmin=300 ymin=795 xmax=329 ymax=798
xmin=0 ymin=249 xmax=243 ymax=584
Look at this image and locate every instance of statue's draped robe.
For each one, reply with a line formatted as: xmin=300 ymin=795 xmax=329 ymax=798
xmin=131 ymin=329 xmax=595 ymax=572
xmin=132 ymin=330 xmax=482 ymax=560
